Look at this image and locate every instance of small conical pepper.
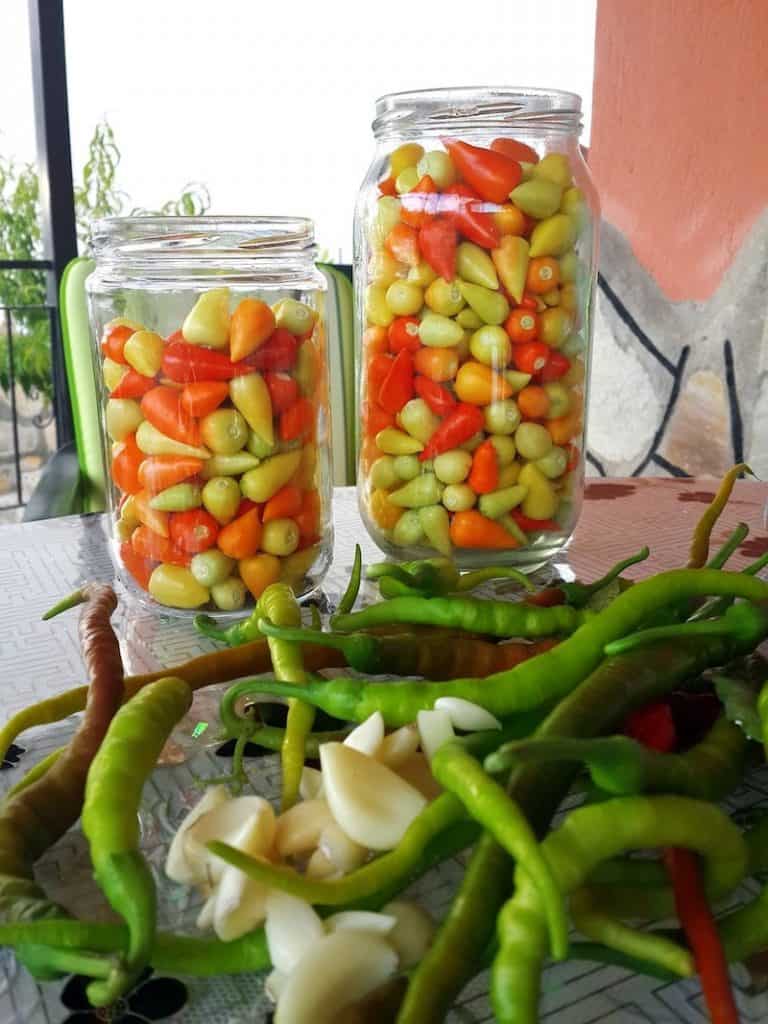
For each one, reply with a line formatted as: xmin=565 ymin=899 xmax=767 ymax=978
xmin=456 ymin=242 xmax=499 ymax=290
xmin=492 ymin=237 xmax=530 ymax=304
xmin=229 ymin=373 xmax=274 ymax=449
xmin=458 ymin=281 xmax=510 ymax=326
xmin=419 ymin=505 xmax=452 ymax=556
xmin=419 ymin=403 xmax=485 ymax=461
xmin=388 ymin=473 xmax=443 ymax=509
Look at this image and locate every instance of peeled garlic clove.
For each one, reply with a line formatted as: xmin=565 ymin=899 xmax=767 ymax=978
xmin=325 ymin=911 xmax=396 ymax=935
xmin=187 ymin=795 xmax=276 ymax=883
xmin=382 ymin=900 xmax=436 ymax=968
xmin=299 ymin=766 xmax=324 ymax=801
xmin=434 ymin=697 xmax=501 ymax=732
xmin=213 ymin=865 xmax=269 ymax=941
xmin=305 ymin=848 xmax=338 ymax=880
xmin=265 ymin=969 xmax=288 ymax=1004
xmin=320 ymin=743 xmax=426 ymax=851
xmin=343 ymin=711 xmax=384 ymax=757
xmin=417 ymin=709 xmax=454 ymax=761
xmin=376 ymin=725 xmax=419 ymax=770
xmin=275 ymin=799 xmax=334 ymax=858
xmin=266 ymin=891 xmax=325 ymax=975
xmin=182 ymin=287 xmax=231 ymax=349
xmin=196 ymin=890 xmax=217 ymax=932
xmin=275 ymin=930 xmax=398 ymax=1024
xmin=318 ymin=822 xmax=368 ymax=874
xmin=165 ymin=785 xmax=230 ymax=885
xmin=397 ymin=753 xmax=442 ymax=801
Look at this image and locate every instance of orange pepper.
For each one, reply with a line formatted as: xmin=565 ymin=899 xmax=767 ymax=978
xmin=363 ymin=326 xmax=389 ymax=357
xmin=169 ymin=508 xmax=220 ymax=554
xmin=216 ymin=507 xmax=262 ymax=560
xmin=449 ymin=509 xmax=519 ymax=549
xmin=230 ymin=298 xmax=276 ymax=361
xmin=525 ymin=257 xmax=561 ymax=295
xmin=369 ymin=489 xmax=402 ymax=531
xmin=180 ymin=381 xmax=230 ymax=418
xmin=385 ymin=222 xmax=421 ymax=267
xmin=130 ymin=525 xmax=188 ymax=566
xmin=101 ymin=324 xmax=134 ymax=364
xmin=294 ymin=489 xmax=322 ymax=542
xmin=467 ymin=439 xmax=500 ymax=495
xmin=138 ymin=455 xmax=204 ymax=494
xmin=362 ymin=401 xmax=396 ymax=439
xmin=547 ymin=407 xmax=582 ymax=446
xmin=517 ymin=385 xmax=550 ymax=420
xmin=493 ymin=205 xmax=527 ymax=237
xmin=239 ymin=553 xmax=282 ymax=600
xmin=490 ymin=137 xmax=539 ymax=164
xmin=279 ymin=397 xmax=315 ymax=442
xmin=133 ymin=489 xmax=170 ymax=538
xmin=119 ymin=540 xmax=155 ymax=590
xmin=141 ymin=386 xmax=201 ymax=447
xmin=454 ymin=362 xmax=512 ymax=405
xmin=263 ymin=484 xmax=303 ymax=524
xmin=505 ymin=308 xmax=539 ymax=344
xmin=399 ymin=174 xmax=438 ymax=229
xmin=413 ymin=347 xmax=459 ymax=383
xmin=110 ymin=433 xmax=144 ymax=495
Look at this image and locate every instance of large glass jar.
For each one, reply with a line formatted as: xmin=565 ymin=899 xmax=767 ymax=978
xmin=354 ymin=88 xmax=598 ymax=569
xmin=87 ymin=217 xmax=332 ymax=613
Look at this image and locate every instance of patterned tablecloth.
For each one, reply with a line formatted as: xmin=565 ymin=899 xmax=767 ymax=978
xmin=0 ymin=480 xmax=767 ymax=1024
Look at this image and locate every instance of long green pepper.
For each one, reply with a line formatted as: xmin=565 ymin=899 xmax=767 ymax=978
xmin=81 ymin=676 xmax=192 ymax=1006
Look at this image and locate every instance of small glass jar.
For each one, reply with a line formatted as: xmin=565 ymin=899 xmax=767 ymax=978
xmin=354 ymin=88 xmax=598 ymax=569
xmin=87 ymin=216 xmax=332 ymax=613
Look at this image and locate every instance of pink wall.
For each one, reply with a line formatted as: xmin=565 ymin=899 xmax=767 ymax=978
xmin=589 ymin=0 xmax=768 ymax=301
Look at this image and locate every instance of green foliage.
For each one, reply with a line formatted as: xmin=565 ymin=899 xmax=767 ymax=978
xmin=0 ymin=120 xmax=210 ymax=404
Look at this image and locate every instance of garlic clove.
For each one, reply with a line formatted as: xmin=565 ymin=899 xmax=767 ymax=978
xmin=275 ymin=799 xmax=334 ymax=858
xmin=434 ymin=696 xmax=502 ymax=732
xmin=325 ymin=911 xmax=396 ymax=935
xmin=299 ymin=766 xmax=324 ymax=801
xmin=382 ymin=900 xmax=436 ymax=967
xmin=417 ymin=708 xmax=455 ymax=761
xmin=397 ymin=752 xmax=442 ymax=801
xmin=266 ymin=891 xmax=325 ymax=975
xmin=343 ymin=711 xmax=385 ymax=757
xmin=318 ymin=821 xmax=368 ymax=874
xmin=165 ymin=785 xmax=229 ymax=885
xmin=376 ymin=724 xmax=420 ymax=770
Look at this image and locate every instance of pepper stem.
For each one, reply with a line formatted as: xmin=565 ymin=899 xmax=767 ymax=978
xmin=29 ymin=946 xmax=113 ymax=979
xmin=335 ymin=544 xmax=363 ymax=615
xmin=564 ymin=547 xmax=650 ymax=607
xmin=604 ymin=617 xmax=737 ymax=656
xmin=193 ymin=613 xmax=233 ymax=643
xmin=706 ymin=523 xmax=749 ymax=569
xmin=257 ymin=620 xmax=380 ymax=672
xmin=456 ymin=566 xmax=536 ymax=594
xmin=41 ymin=587 xmax=88 ymax=621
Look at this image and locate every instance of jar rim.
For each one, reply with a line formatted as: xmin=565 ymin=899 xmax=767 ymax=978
xmin=372 ymin=86 xmax=583 ymax=138
xmin=89 ymin=216 xmax=317 ymax=261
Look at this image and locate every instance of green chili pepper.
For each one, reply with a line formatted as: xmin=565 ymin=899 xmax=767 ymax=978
xmin=431 ymin=741 xmax=568 ymax=961
xmin=257 ymin=583 xmax=312 ymax=811
xmin=707 ymin=522 xmax=749 ymax=569
xmin=487 ymin=714 xmax=747 ymax=800
xmin=557 ymin=547 xmax=649 ymax=607
xmin=336 ymin=544 xmax=362 ymax=615
xmin=332 ymin=593 xmax=584 ymax=640
xmin=81 ymin=676 xmax=192 ymax=1005
xmin=366 ymin=556 xmax=535 ymax=597
xmin=397 ymin=632 xmax=756 ymax=1023
xmin=492 ymin=796 xmax=747 ymax=1024
xmin=227 ymin=570 xmax=768 ymax=727
xmin=604 ymin=601 xmax=767 ymax=657
xmin=687 ymin=463 xmax=751 ymax=568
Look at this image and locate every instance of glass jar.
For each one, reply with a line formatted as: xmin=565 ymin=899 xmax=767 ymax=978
xmin=87 ymin=216 xmax=332 ymax=613
xmin=354 ymin=88 xmax=598 ymax=569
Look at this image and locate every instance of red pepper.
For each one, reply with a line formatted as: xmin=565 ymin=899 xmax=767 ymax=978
xmin=245 ymin=328 xmax=298 ymax=372
xmin=101 ymin=324 xmax=134 ymax=364
xmin=414 ymin=375 xmax=457 ymax=416
xmin=418 ymin=218 xmax=457 ymax=281
xmin=490 ymin=137 xmax=539 ymax=164
xmin=511 ymin=341 xmax=551 ymax=375
xmin=441 ymin=184 xmax=500 ymax=250
xmin=169 ymin=508 xmax=220 ymax=554
xmin=368 ymin=353 xmax=395 ymax=398
xmin=110 ymin=369 xmax=156 ymax=399
xmin=623 ymin=702 xmax=677 ymax=753
xmin=141 ymin=386 xmax=201 ymax=447
xmin=119 ymin=540 xmax=154 ymax=591
xmin=362 ymin=401 xmax=396 ymax=438
xmin=400 ymin=174 xmax=438 ymax=229
xmin=419 ymin=403 xmax=484 ymax=461
xmin=510 ymin=510 xmax=560 ymax=533
xmin=264 ymin=371 xmax=299 ymax=414
xmin=378 ymin=176 xmax=397 ymax=196
xmin=442 ymin=139 xmax=522 ymax=204
xmin=236 ymin=498 xmax=260 ymax=517
xmin=378 ymin=348 xmax=414 ymax=415
xmin=537 ymin=350 xmax=571 ymax=383
xmin=388 ymin=316 xmax=422 ymax=354
xmin=279 ymin=397 xmax=315 ymax=442
xmin=467 ymin=438 xmax=499 ymax=495
xmin=662 ymin=849 xmax=739 ymax=1024
xmin=162 ymin=339 xmax=251 ymax=383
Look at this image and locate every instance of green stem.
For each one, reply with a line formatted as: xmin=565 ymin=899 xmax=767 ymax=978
xmin=457 ymin=567 xmax=535 ymax=593
xmin=336 ymin=544 xmax=362 ymax=615
xmin=193 ymin=614 xmax=232 ymax=643
xmin=561 ymin=547 xmax=650 ymax=607
xmin=707 ymin=523 xmax=749 ymax=569
xmin=42 ymin=588 xmax=87 ymax=621
xmin=605 ymin=602 xmax=766 ymax=656
xmin=258 ymin=620 xmax=380 ymax=671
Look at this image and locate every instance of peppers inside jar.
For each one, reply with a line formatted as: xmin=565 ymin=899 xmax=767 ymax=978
xmin=100 ymin=289 xmax=329 ymax=611
xmin=358 ymin=133 xmax=592 ymax=562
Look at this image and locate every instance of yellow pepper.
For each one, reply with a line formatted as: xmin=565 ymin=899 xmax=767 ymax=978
xmin=491 ymin=237 xmax=530 ymax=305
xmin=149 ymin=565 xmax=210 ymax=609
xmin=508 ymin=179 xmax=562 ymax=220
xmin=102 ymin=358 xmax=127 ymax=393
xmin=240 ymin=449 xmax=302 ymax=502
xmin=456 ymin=243 xmax=498 ymax=290
xmin=239 ymin=554 xmax=282 ymax=600
xmin=529 ymin=214 xmax=577 ymax=259
xmin=518 ymin=463 xmax=558 ymax=520
xmin=454 ymin=362 xmax=512 ymax=406
xmin=390 ymin=143 xmax=425 ymax=178
xmin=229 ymin=373 xmax=274 ymax=448
xmin=369 ymin=488 xmax=403 ymax=531
xmin=181 ymin=288 xmax=231 ymax=349
xmin=123 ymin=330 xmax=164 ymax=377
xmin=136 ymin=420 xmax=211 ymax=459
xmin=458 ymin=282 xmax=509 ymax=326
xmin=532 ymin=153 xmax=572 ymax=189
xmin=200 ymin=453 xmax=260 ymax=479
xmin=106 ymin=398 xmax=143 ymax=442
xmin=374 ymin=428 xmax=424 ymax=456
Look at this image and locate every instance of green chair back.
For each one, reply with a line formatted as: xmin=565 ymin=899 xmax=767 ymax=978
xmin=58 ymin=258 xmax=358 ymax=514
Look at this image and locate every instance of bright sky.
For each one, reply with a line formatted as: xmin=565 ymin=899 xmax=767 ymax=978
xmin=2 ymin=0 xmax=597 ymax=261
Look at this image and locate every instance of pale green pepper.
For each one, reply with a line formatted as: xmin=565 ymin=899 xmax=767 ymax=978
xmin=535 ymin=446 xmax=568 ymax=480
xmin=261 ymin=518 xmax=300 ymax=557
xmin=295 ymin=339 xmax=319 ymax=397
xmin=560 ymin=187 xmax=587 ymax=230
xmin=515 ymin=422 xmax=553 ymax=460
xmin=442 ymin=483 xmax=476 ymax=512
xmin=366 ymin=285 xmax=395 ymax=327
xmin=200 ymin=408 xmax=249 ymax=455
xmin=191 ymin=549 xmax=236 ymax=588
xmin=230 ymin=374 xmax=274 ymax=448
xmin=418 ymin=313 xmax=464 ymax=348
xmin=106 ymin=399 xmax=143 ymax=442
xmin=491 ymin=236 xmax=529 ymax=304
xmin=459 ymin=431 xmax=485 ymax=452
xmin=395 ymin=166 xmax=420 ymax=194
xmin=392 ymin=510 xmax=425 ymax=547
xmin=136 ymin=421 xmax=210 ymax=460
xmin=544 ymin=382 xmax=572 ymax=418
xmin=123 ymin=330 xmax=164 ymax=377
xmin=407 ymin=261 xmax=438 ymax=287
xmin=529 ymin=213 xmax=577 ymax=258
xmin=376 ymin=428 xmax=424 ymax=456
xmin=273 ymin=298 xmax=317 ymax=336
xmin=433 ymin=449 xmax=473 ymax=485
xmin=498 ymin=513 xmax=528 ymax=545
xmin=386 ymin=282 xmax=423 ymax=316
xmin=376 ymin=196 xmax=402 ymax=236
xmin=370 ymin=456 xmax=400 ymax=490
xmin=504 ymin=370 xmax=533 ymax=393
xmin=508 ymin=179 xmax=563 ymax=220
xmin=539 ymin=307 xmax=573 ymax=348
xmin=456 ymin=242 xmax=498 ymax=290
xmin=518 ymin=462 xmax=558 ymax=520
xmin=389 ymin=473 xmax=443 ymax=509
xmin=247 ymin=431 xmax=277 ymax=459
xmin=478 ymin=484 xmax=528 ymax=520
xmin=211 ymin=577 xmax=248 ymax=611
xmin=202 ymin=476 xmax=242 ymax=523
xmin=368 ymin=250 xmax=402 ymax=288
xmin=559 ymin=250 xmax=579 ymax=284
xmin=201 ymin=453 xmax=260 ymax=479
xmin=181 ymin=288 xmax=231 ymax=349
xmin=241 ymin=449 xmax=302 ymax=502
xmin=397 ymin=399 xmax=441 ymax=445
xmin=390 ymin=143 xmax=424 ymax=177
xmin=470 ymin=326 xmax=511 ymax=368
xmin=459 ymin=282 xmax=509 ymax=326
xmin=532 ymin=153 xmax=572 ymax=188
xmin=393 ymin=454 xmax=422 ymax=480
xmin=424 ymin=278 xmax=465 ymax=317
xmin=456 ymin=307 xmax=483 ymax=330
xmin=489 ymin=435 xmax=516 ymax=466
xmin=149 ymin=565 xmax=210 ymax=609
xmin=149 ymin=482 xmax=202 ymax=512
xmin=416 ymin=150 xmax=456 ymax=189
xmin=419 ymin=505 xmax=452 ymax=556
xmin=484 ymin=399 xmax=521 ymax=435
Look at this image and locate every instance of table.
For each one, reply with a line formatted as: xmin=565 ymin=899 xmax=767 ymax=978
xmin=1 ymin=481 xmax=767 ymax=1024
